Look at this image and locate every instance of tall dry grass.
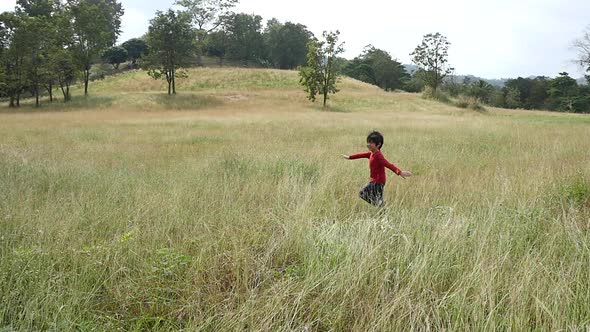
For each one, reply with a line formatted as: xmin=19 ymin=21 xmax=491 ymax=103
xmin=1 ymin=68 xmax=589 ymax=330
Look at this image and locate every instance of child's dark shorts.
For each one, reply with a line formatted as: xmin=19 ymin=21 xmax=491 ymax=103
xmin=359 ymin=182 xmax=384 ymax=206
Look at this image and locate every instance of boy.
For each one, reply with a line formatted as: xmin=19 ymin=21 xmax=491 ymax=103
xmin=342 ymin=131 xmax=412 ymax=207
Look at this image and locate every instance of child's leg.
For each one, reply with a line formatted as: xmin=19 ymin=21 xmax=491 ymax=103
xmin=359 ymin=182 xmax=382 ymax=206
xmin=375 ymin=183 xmax=385 ymax=207
xmin=359 ymin=182 xmax=374 ymax=204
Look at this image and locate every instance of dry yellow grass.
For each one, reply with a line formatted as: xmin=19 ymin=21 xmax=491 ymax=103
xmin=1 ymin=68 xmax=589 ymax=330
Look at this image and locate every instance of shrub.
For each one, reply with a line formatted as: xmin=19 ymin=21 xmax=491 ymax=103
xmin=422 ymin=86 xmax=451 ymax=103
xmin=455 ymin=95 xmax=485 ymax=111
xmin=561 ymin=175 xmax=590 ymax=207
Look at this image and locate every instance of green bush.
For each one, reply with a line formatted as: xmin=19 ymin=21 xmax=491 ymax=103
xmin=455 ymin=95 xmax=485 ymax=111
xmin=422 ymin=86 xmax=451 ymax=103
xmin=561 ymin=176 xmax=590 ymax=207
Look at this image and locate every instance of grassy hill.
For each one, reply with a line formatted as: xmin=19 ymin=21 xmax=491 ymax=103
xmin=1 ymin=68 xmax=589 ymax=330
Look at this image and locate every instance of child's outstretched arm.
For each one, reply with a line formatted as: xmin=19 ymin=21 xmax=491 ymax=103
xmin=381 ymin=155 xmax=412 ymax=179
xmin=343 ymin=152 xmax=371 ymax=160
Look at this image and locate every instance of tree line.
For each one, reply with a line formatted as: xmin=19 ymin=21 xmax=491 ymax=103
xmin=0 ymin=0 xmax=327 ymax=102
xmin=0 ymin=0 xmax=124 ymax=106
xmin=398 ymin=32 xmax=590 ymax=114
xmin=0 ymin=0 xmax=420 ymax=106
xmin=1 ymin=1 xmax=589 ymax=113
xmin=441 ymin=73 xmax=590 ymax=113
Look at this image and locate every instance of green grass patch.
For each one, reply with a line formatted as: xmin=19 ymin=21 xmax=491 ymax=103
xmin=561 ymin=175 xmax=590 ymax=207
xmin=153 ymin=93 xmax=221 ymax=110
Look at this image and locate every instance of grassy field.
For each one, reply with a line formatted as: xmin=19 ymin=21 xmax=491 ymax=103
xmin=1 ymin=68 xmax=590 ymax=331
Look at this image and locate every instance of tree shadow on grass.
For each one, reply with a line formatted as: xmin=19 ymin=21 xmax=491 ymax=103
xmin=0 ymin=95 xmax=115 ymax=113
xmin=0 ymin=93 xmax=223 ymax=113
xmin=311 ymin=104 xmax=350 ymax=113
xmin=154 ymin=93 xmax=222 ymax=110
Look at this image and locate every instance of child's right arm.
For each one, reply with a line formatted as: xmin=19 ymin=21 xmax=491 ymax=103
xmin=344 ymin=152 xmax=371 ymax=160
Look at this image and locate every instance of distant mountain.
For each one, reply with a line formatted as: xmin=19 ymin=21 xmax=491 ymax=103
xmin=446 ymin=74 xmax=507 ymax=88
xmin=403 ymin=64 xmax=507 ymax=87
xmin=403 ymin=64 xmax=418 ymax=75
xmin=403 ymin=64 xmax=590 ymax=87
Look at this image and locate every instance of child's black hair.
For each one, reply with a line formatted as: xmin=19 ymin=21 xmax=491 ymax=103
xmin=367 ymin=131 xmax=384 ymax=149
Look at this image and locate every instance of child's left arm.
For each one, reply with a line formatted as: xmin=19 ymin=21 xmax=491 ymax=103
xmin=382 ymin=156 xmax=412 ymax=178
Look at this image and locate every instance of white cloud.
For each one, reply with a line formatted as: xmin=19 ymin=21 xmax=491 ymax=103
xmin=118 ymin=7 xmax=150 ymax=43
xmin=0 ymin=0 xmax=16 ymax=13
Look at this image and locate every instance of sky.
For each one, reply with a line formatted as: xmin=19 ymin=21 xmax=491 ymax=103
xmin=1 ymin=0 xmax=588 ymax=78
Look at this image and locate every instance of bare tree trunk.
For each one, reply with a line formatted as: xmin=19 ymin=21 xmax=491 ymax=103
xmin=9 ymin=96 xmax=15 ymax=108
xmin=16 ymin=92 xmax=20 ymax=107
xmin=323 ymin=75 xmax=329 ymax=108
xmin=48 ymin=82 xmax=53 ymax=102
xmin=84 ymin=68 xmax=90 ymax=96
xmin=60 ymin=81 xmax=71 ymax=102
xmin=196 ymin=32 xmax=205 ymax=67
xmin=172 ymin=68 xmax=176 ymax=94
xmin=35 ymin=87 xmax=40 ymax=107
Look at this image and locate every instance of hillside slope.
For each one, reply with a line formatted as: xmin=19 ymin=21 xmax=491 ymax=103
xmin=5 ymin=68 xmax=590 ymax=124
xmin=1 ymin=68 xmax=478 ymax=115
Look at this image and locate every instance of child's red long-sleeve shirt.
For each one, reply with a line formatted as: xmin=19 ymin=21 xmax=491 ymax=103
xmin=349 ymin=150 xmax=401 ymax=184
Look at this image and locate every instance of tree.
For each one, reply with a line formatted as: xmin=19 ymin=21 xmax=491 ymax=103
xmin=48 ymin=3 xmax=76 ymax=102
xmin=442 ymin=73 xmax=463 ymax=97
xmin=504 ymin=87 xmax=521 ymax=109
xmin=1 ymin=1 xmax=74 ymax=109
xmin=0 ymin=12 xmax=29 ymax=107
xmin=410 ymin=33 xmax=453 ymax=93
xmin=490 ymin=89 xmax=506 ymax=108
xmin=332 ymin=57 xmax=349 ymax=73
xmin=504 ymin=77 xmax=530 ymax=108
xmin=225 ymin=13 xmax=266 ymax=66
xmin=372 ymin=51 xmax=409 ymax=91
xmin=404 ymin=73 xmax=425 ymax=93
xmin=344 ymin=45 xmax=409 ymax=91
xmin=51 ymin=48 xmax=76 ymax=102
xmin=101 ymin=46 xmax=127 ymax=69
xmin=174 ymin=0 xmax=238 ymax=66
xmin=264 ymin=19 xmax=313 ymax=69
xmin=573 ymin=26 xmax=590 ymax=72
xmin=468 ymin=80 xmax=495 ymax=104
xmin=23 ymin=16 xmax=49 ymax=107
xmin=14 ymin=0 xmax=59 ymax=107
xmin=68 ymin=0 xmax=123 ymax=96
xmin=0 ymin=59 xmax=5 ymax=99
xmin=548 ymin=72 xmax=580 ymax=112
xmin=205 ymin=26 xmax=229 ymax=66
xmin=16 ymin=0 xmax=57 ymax=17
xmin=527 ymin=77 xmax=550 ymax=109
xmin=121 ymin=38 xmax=148 ymax=68
xmin=143 ymin=10 xmax=197 ymax=95
xmin=299 ymin=30 xmax=345 ymax=107
xmin=0 ymin=30 xmax=6 ymax=99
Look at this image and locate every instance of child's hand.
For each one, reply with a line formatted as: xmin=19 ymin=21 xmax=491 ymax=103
xmin=341 ymin=154 xmax=350 ymax=160
xmin=400 ymin=171 xmax=412 ymax=179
